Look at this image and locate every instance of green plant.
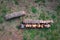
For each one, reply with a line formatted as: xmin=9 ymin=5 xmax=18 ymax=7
xmin=39 ymin=13 xmax=46 ymax=20
xmin=51 ymin=14 xmax=56 ymax=19
xmin=50 ymin=23 xmax=57 ymax=31
xmin=0 ymin=16 xmax=4 ymax=23
xmin=30 ymin=31 xmax=36 ymax=39
xmin=1 ymin=6 xmax=7 ymax=13
xmin=16 ymin=26 xmax=20 ymax=30
xmin=27 ymin=29 xmax=38 ymax=40
xmin=1 ymin=6 xmax=9 ymax=16
xmin=0 ymin=6 xmax=10 ymax=23
xmin=23 ymin=37 xmax=27 ymax=40
xmin=23 ymin=32 xmax=27 ymax=40
xmin=13 ymin=0 xmax=19 ymax=5
xmin=31 ymin=6 xmax=37 ymax=13
xmin=35 ymin=0 xmax=45 ymax=3
xmin=1 ymin=1 xmax=3 ymax=4
xmin=0 ymin=26 xmax=4 ymax=31
xmin=55 ymin=5 xmax=60 ymax=15
xmin=9 ymin=32 xmax=12 ymax=35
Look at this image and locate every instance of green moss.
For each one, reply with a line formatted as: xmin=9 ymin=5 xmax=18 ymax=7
xmin=31 ymin=6 xmax=37 ymax=13
xmin=56 ymin=5 xmax=60 ymax=11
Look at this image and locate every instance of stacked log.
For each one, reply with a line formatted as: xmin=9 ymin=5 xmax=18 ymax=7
xmin=19 ymin=19 xmax=54 ymax=28
xmin=23 ymin=19 xmax=54 ymax=24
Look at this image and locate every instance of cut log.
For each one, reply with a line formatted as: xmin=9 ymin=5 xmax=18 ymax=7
xmin=18 ymin=19 xmax=54 ymax=29
xmin=4 ymin=11 xmax=26 ymax=20
xmin=23 ymin=19 xmax=54 ymax=24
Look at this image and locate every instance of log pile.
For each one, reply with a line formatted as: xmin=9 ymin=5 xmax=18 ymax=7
xmin=19 ymin=19 xmax=54 ymax=28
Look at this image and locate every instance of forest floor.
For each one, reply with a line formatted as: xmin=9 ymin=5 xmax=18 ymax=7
xmin=0 ymin=0 xmax=60 ymax=40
